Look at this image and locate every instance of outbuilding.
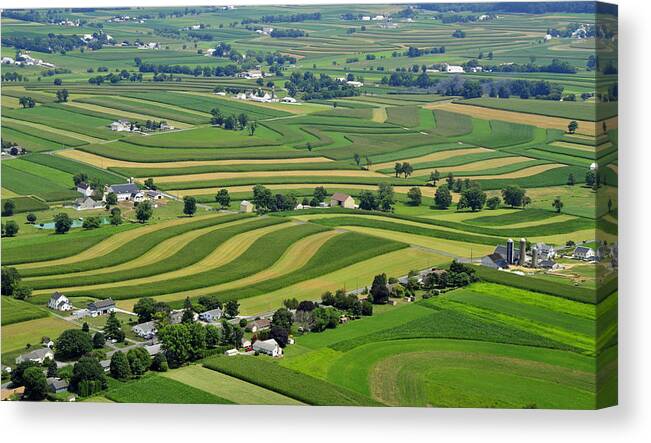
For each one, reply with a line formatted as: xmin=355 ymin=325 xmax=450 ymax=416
xmin=330 ymin=192 xmax=355 ymax=209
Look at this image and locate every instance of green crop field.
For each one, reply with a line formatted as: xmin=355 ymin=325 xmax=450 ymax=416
xmin=0 ymin=3 xmax=616 ymax=410
xmin=105 ymin=374 xmax=234 ymax=404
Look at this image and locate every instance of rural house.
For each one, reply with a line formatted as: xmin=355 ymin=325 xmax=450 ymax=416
xmin=330 ymin=192 xmax=355 ymax=209
xmin=47 ymin=377 xmax=69 ymax=393
xmin=240 ymin=200 xmax=255 ymax=213
xmin=110 ymin=120 xmax=132 ymax=132
xmin=107 ymin=183 xmax=141 ymax=201
xmin=16 ymin=347 xmax=54 ymax=365
xmin=199 ymin=308 xmax=223 ymax=323
xmin=76 ymin=182 xmax=94 ymax=197
xmin=74 ymin=196 xmax=103 ymax=211
xmin=170 ymin=309 xmax=198 ymax=324
xmin=246 ymin=318 xmax=271 ymax=333
xmin=252 ymin=338 xmax=283 ymax=357
xmin=573 ymin=246 xmax=596 ymax=261
xmin=535 ymin=243 xmax=556 ymax=260
xmin=88 ymin=298 xmax=116 ymax=316
xmin=132 ymin=321 xmax=157 ymax=339
xmin=48 ymin=292 xmax=72 ymax=311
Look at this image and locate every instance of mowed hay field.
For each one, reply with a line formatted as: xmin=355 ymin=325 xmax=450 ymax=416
xmin=56 ymin=149 xmax=334 ymax=169
xmin=426 ymin=102 xmax=617 ymax=137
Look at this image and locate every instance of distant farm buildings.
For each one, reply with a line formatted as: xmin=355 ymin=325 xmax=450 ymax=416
xmin=240 ymin=200 xmax=255 ymax=213
xmin=48 ymin=292 xmax=72 ymax=311
xmin=482 ymin=238 xmax=558 ymax=270
xmin=330 ymin=193 xmax=356 ymax=209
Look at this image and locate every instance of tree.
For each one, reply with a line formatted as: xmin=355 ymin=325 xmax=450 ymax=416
xmin=26 ymin=213 xmax=37 ymax=224
xmin=311 ymin=307 xmax=339 ymax=332
xmin=567 ymin=173 xmax=576 ymax=186
xmin=523 ymin=196 xmax=532 ymax=208
xmin=22 ymin=366 xmax=48 ymax=401
xmin=353 ymin=153 xmax=361 ymax=167
xmin=135 ymin=200 xmax=153 ymax=223
xmin=434 ymin=185 xmax=452 ymax=209
xmin=73 ymin=173 xmax=89 ymax=187
xmin=501 ymin=186 xmax=527 ymax=208
xmin=46 ymin=358 xmax=58 ymax=378
xmin=401 ymin=162 xmax=413 ymax=178
xmin=103 ymin=312 xmax=125 ymax=342
xmin=127 ymin=347 xmax=151 ymax=377
xmin=272 ymin=308 xmax=293 ymax=330
xmin=53 ymin=78 xmax=62 ymax=86
xmin=313 ymin=186 xmax=328 ymax=203
xmin=585 ymin=170 xmax=596 ymax=187
xmin=552 ymin=196 xmax=564 ymax=213
xmin=70 ymin=356 xmax=107 ymax=395
xmin=4 ymin=220 xmax=19 ymax=237
xmin=248 ymin=122 xmax=257 ymax=136
xmin=215 ymin=189 xmax=231 ymax=208
xmin=283 ymin=298 xmax=299 ymax=310
xmin=370 ymin=273 xmax=390 ymax=304
xmin=134 ymin=297 xmax=157 ymax=322
xmin=183 ymin=196 xmax=197 ymax=216
xmin=486 ymin=196 xmax=501 ymax=210
xmin=210 ymin=107 xmax=224 ymax=125
xmin=198 ymin=295 xmax=222 ymax=311
xmin=394 ymin=162 xmax=403 ymax=178
xmin=237 ymin=113 xmax=249 ymax=129
xmin=1 ymin=267 xmax=21 ymax=295
xmin=105 ymin=192 xmax=118 ymax=206
xmin=82 ymin=216 xmax=101 ymax=229
xmin=55 ymin=329 xmax=93 ymax=360
xmin=109 ymin=207 xmax=122 ymax=225
xmin=429 ymin=170 xmax=440 ymax=186
xmin=568 ymin=120 xmax=578 ymax=134
xmin=13 ymin=285 xmax=32 ymax=300
xmin=3 ymin=200 xmax=15 ymax=216
xmin=151 ymin=353 xmax=169 ymax=372
xmin=11 ymin=361 xmax=40 ymax=387
xmin=19 ymin=96 xmax=35 ymax=108
xmin=407 ymin=187 xmax=422 ymax=206
xmin=446 ymin=172 xmax=455 ymax=188
xmin=458 ymin=187 xmax=486 ymax=212
xmin=358 ymin=190 xmax=378 ymax=210
xmin=109 ymin=351 xmax=131 ymax=380
xmin=53 ymin=213 xmax=73 ymax=234
xmin=55 ymin=89 xmax=69 ymax=102
xmin=181 ymin=297 xmax=195 ymax=324
xmin=157 ymin=324 xmax=191 ymax=367
xmin=92 ymin=332 xmax=105 ymax=349
xmin=377 ymin=183 xmax=395 ymax=212
xmin=82 ymin=322 xmax=90 ymax=333
xmin=225 ymin=299 xmax=240 ymax=318
xmin=270 ymin=325 xmax=289 ymax=347
xmin=252 ymin=184 xmax=273 ymax=213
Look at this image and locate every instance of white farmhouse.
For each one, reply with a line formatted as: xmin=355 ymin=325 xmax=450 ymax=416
xmin=573 ymin=246 xmax=596 ymax=261
xmin=48 ymin=292 xmax=72 ymax=311
xmin=132 ymin=321 xmax=157 ymax=339
xmin=76 ymin=182 xmax=94 ymax=197
xmin=252 ymin=338 xmax=283 ymax=357
xmin=111 ymin=120 xmax=131 ymax=132
xmin=16 ymin=348 xmax=54 ymax=365
xmin=106 ymin=183 xmax=141 ymax=201
xmin=443 ymin=64 xmax=465 ymax=73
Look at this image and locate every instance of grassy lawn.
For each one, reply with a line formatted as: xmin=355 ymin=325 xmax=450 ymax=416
xmin=1 ymin=297 xmax=49 ymax=326
xmin=163 ymin=365 xmax=304 ymax=405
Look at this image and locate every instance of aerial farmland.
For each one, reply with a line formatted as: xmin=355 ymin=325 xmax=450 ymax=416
xmin=0 ymin=2 xmax=617 ymax=409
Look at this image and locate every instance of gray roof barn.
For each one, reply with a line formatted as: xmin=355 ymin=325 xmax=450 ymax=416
xmin=109 ymin=183 xmax=139 ymax=195
xmin=88 ymin=298 xmax=116 ymax=312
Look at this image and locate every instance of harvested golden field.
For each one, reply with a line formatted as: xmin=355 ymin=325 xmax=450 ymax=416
xmin=414 ymin=156 xmax=535 ymax=175
xmin=18 ymin=213 xmax=227 ymax=271
xmin=151 ymin=230 xmax=341 ymax=304
xmin=24 ymin=217 xmax=255 ymax=282
xmin=150 ymin=169 xmax=384 ymax=184
xmin=460 ymin=163 xmax=566 ymax=180
xmin=56 ymin=150 xmax=333 ymax=169
xmin=31 ymin=221 xmax=292 ymax=296
xmin=238 ymin=247 xmax=449 ymax=315
xmin=339 ymin=225 xmax=494 ymax=258
xmin=424 ymin=102 xmax=618 ymax=137
xmin=371 ymin=147 xmax=491 ymax=171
